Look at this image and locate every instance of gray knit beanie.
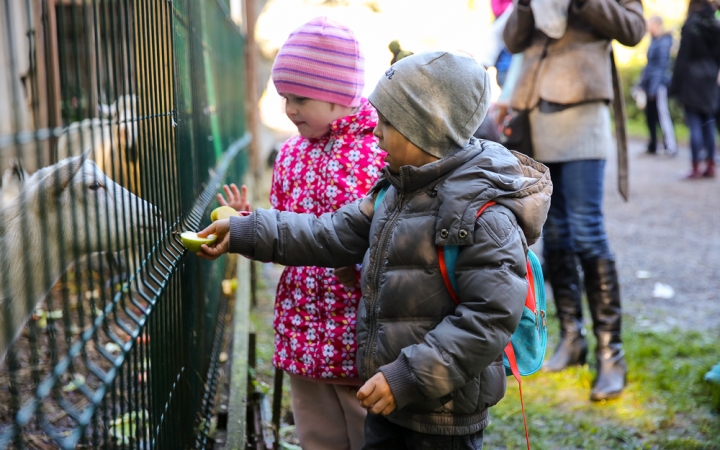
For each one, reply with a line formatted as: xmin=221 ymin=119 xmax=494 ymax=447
xmin=369 ymin=51 xmax=491 ymax=159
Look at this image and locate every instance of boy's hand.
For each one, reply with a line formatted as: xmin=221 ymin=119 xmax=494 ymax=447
xmin=217 ymin=184 xmax=251 ymax=212
xmin=357 ymin=372 xmax=396 ymax=416
xmin=334 ymin=266 xmax=357 ymax=289
xmin=196 ymin=219 xmax=231 ymax=260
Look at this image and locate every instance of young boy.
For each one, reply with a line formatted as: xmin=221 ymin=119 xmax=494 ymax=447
xmin=198 ymin=52 xmax=551 ymax=449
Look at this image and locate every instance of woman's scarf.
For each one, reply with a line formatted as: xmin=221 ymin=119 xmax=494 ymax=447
xmin=530 ymin=0 xmax=572 ymax=39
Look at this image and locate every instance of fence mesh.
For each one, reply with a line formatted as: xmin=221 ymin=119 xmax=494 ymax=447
xmin=0 ymin=0 xmax=247 ymax=448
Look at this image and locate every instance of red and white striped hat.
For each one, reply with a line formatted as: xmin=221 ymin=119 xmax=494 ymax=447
xmin=271 ymin=17 xmax=364 ymax=107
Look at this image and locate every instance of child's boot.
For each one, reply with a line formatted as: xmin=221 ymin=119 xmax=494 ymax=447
xmin=543 ymin=251 xmax=588 ymax=373
xmin=685 ymin=161 xmax=703 ymax=179
xmin=703 ymin=159 xmax=716 ymax=178
xmin=583 ymin=258 xmax=627 ymax=401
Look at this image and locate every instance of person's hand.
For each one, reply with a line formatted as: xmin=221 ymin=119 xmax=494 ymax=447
xmin=217 ymin=184 xmax=251 ymax=212
xmin=196 ymin=219 xmax=231 ymax=260
xmin=357 ymin=372 xmax=396 ymax=416
xmin=334 ymin=266 xmax=357 ymax=289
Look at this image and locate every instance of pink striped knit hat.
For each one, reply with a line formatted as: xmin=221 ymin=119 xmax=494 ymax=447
xmin=271 ymin=17 xmax=364 ymax=107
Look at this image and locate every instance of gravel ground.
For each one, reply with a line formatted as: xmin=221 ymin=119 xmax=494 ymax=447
xmin=597 ymin=139 xmax=720 ymax=332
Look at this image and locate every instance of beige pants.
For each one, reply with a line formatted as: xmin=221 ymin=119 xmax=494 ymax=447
xmin=289 ymin=376 xmax=367 ymax=450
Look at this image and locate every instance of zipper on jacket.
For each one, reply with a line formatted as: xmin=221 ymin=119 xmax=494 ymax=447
xmin=364 ymin=193 xmax=404 ymax=379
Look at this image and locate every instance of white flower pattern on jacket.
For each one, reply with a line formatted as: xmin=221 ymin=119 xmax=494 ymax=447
xmin=270 ymin=98 xmax=385 ymax=379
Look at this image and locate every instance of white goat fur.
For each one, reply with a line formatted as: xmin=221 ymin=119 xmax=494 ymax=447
xmin=0 ymin=152 xmax=158 ymax=359
xmin=57 ymin=95 xmax=141 ymax=196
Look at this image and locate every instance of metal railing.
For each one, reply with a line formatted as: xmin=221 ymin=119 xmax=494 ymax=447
xmin=0 ymin=0 xmax=247 ymax=448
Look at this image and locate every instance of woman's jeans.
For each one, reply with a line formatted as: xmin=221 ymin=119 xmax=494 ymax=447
xmin=685 ymin=108 xmax=716 ymax=163
xmin=542 ymin=159 xmax=613 ymax=263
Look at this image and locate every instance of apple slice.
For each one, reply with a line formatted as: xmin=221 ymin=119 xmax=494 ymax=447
xmin=210 ymin=206 xmax=240 ymax=222
xmin=180 ymin=232 xmax=217 ymax=252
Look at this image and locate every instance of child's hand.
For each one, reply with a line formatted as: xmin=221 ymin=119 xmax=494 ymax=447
xmin=357 ymin=372 xmax=396 ymax=416
xmin=217 ymin=184 xmax=251 ymax=212
xmin=333 ymin=266 xmax=357 ymax=289
xmin=196 ymin=219 xmax=231 ymax=260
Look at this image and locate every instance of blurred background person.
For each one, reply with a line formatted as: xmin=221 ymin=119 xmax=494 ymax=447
xmin=669 ymin=0 xmax=720 ymax=179
xmin=491 ymin=0 xmax=515 ymax=86
xmin=638 ymin=15 xmax=677 ymax=156
xmin=504 ymin=0 xmax=645 ymax=401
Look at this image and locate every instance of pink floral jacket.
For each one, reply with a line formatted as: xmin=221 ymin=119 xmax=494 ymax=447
xmin=270 ymin=99 xmax=385 ymax=381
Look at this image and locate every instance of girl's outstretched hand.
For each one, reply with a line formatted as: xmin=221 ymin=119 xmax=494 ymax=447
xmin=196 ymin=219 xmax=231 ymax=260
xmin=217 ymin=184 xmax=251 ymax=212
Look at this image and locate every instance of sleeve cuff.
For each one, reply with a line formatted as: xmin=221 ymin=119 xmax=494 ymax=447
xmin=379 ymin=354 xmax=425 ymax=410
xmin=228 ymin=213 xmax=257 ymax=257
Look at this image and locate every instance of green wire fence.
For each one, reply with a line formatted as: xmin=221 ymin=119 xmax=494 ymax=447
xmin=0 ymin=0 xmax=248 ymax=447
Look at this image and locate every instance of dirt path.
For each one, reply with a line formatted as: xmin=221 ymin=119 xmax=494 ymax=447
xmin=600 ymin=139 xmax=720 ymax=332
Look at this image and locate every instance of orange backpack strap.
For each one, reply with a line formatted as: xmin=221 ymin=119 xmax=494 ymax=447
xmin=437 ymin=201 xmax=497 ymax=305
xmin=476 ymin=200 xmax=497 ymax=218
xmin=436 ymin=199 xmax=532 ymax=450
xmin=504 ymin=343 xmax=531 ymax=450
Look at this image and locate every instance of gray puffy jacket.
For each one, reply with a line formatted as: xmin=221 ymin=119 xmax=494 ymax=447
xmin=229 ymin=139 xmax=552 ymax=435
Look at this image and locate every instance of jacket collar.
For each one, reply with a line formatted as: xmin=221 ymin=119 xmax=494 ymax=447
xmin=329 ymin=98 xmax=377 ymax=138
xmin=382 ymin=141 xmax=479 ymax=195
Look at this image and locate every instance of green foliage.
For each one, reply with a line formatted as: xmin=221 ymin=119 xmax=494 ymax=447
xmin=617 ymin=62 xmax=689 ymax=143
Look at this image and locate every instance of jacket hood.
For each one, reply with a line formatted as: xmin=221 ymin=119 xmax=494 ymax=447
xmin=382 ymin=138 xmax=552 ymax=246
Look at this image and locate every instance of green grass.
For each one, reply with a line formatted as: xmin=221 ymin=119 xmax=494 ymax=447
xmin=626 ymin=118 xmax=690 ymax=146
xmin=249 ymin=268 xmax=720 ymax=448
xmin=484 ymin=312 xmax=720 ymax=449
xmin=250 ymin=274 xmax=720 ymax=449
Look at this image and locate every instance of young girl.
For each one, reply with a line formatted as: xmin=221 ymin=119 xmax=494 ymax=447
xmin=224 ymin=17 xmax=385 ymax=450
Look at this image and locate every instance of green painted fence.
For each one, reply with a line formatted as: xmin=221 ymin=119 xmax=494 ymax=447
xmin=0 ymin=0 xmax=249 ymax=447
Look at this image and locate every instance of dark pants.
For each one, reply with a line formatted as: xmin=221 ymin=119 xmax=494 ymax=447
xmin=644 ymin=86 xmax=676 ymax=153
xmin=363 ymin=414 xmax=484 ymax=450
xmin=645 ymin=96 xmax=660 ymax=152
xmin=685 ymin=108 xmax=716 ymax=163
xmin=542 ymin=160 xmax=612 ymax=263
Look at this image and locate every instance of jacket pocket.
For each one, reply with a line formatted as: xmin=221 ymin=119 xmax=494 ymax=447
xmin=478 ymin=360 xmax=506 ymax=410
xmin=442 ymin=378 xmax=480 ymax=415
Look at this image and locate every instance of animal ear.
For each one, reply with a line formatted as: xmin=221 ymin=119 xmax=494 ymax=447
xmin=11 ymin=157 xmax=26 ymax=182
xmin=40 ymin=152 xmax=88 ymax=197
xmin=80 ymin=147 xmax=92 ymax=163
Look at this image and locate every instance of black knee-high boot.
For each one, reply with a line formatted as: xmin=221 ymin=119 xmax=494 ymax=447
xmin=543 ymin=251 xmax=588 ymax=372
xmin=583 ymin=258 xmax=627 ymax=401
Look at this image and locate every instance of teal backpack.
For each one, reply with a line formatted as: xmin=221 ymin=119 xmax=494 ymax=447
xmin=375 ymin=189 xmax=547 ymax=450
xmin=438 ymin=200 xmax=548 ymax=378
